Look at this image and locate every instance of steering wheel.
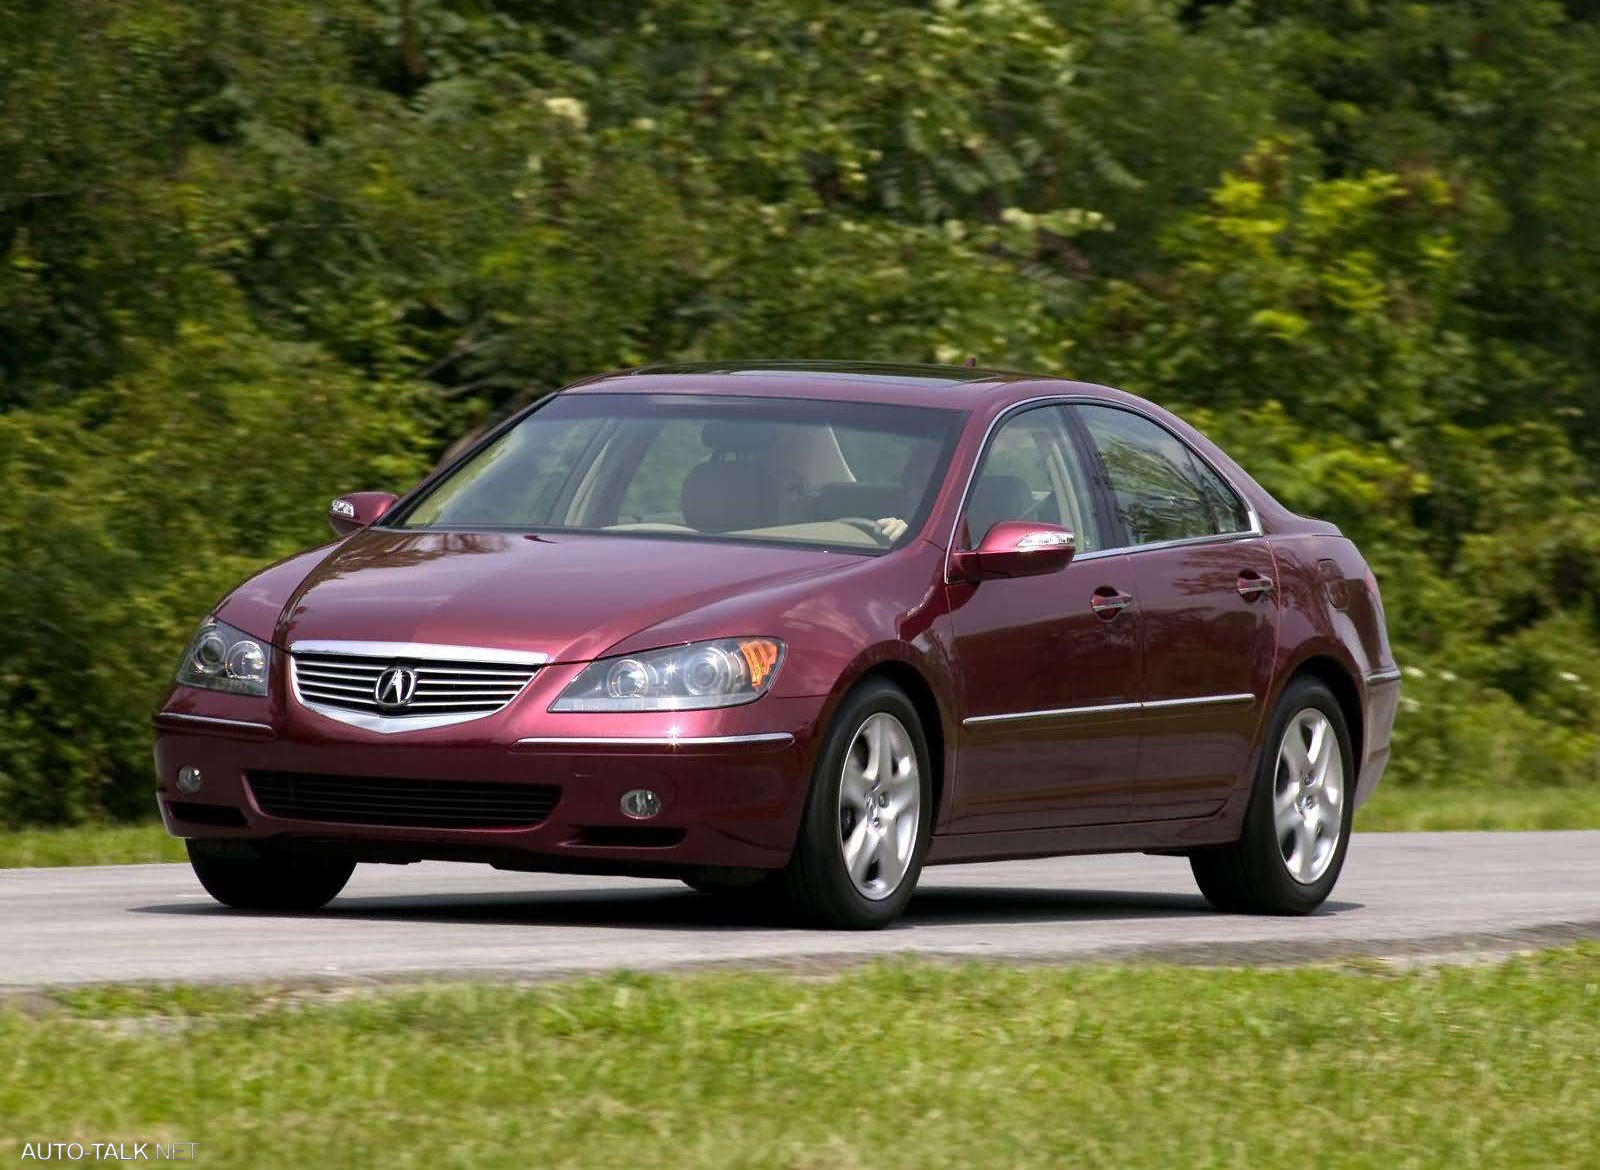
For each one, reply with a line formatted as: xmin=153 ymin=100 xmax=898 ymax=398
xmin=837 ymin=517 xmax=893 ymax=547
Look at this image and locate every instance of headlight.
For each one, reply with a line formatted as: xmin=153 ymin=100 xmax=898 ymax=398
xmin=551 ymin=638 xmax=784 ymax=712
xmin=175 ymin=618 xmax=272 ymax=697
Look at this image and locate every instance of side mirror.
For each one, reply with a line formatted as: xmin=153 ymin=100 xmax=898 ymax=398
xmin=951 ymin=521 xmax=1076 ymax=582
xmin=328 ymin=491 xmax=398 ymax=537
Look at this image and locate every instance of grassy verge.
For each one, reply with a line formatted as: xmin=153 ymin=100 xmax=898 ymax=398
xmin=0 ymin=821 xmax=186 ymax=868
xmin=0 ymin=784 xmax=1596 ymax=869
xmin=1355 ymin=784 xmax=1600 ymax=831
xmin=3 ymin=948 xmax=1597 ymax=1168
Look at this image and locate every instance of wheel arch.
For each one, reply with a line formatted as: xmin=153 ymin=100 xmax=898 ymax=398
xmin=825 ymin=657 xmax=951 ymax=830
xmin=1281 ymin=654 xmax=1364 ymax=767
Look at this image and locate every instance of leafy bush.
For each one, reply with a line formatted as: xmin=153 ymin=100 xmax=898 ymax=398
xmin=1 ymin=0 xmax=1596 ymax=823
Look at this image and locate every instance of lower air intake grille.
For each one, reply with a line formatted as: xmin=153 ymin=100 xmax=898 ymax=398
xmin=247 ymin=771 xmax=560 ymax=829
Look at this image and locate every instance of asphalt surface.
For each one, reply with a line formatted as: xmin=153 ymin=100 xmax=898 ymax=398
xmin=2 ymin=832 xmax=1596 ymax=989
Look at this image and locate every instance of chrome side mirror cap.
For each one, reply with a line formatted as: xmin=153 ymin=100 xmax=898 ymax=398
xmin=328 ymin=491 xmax=398 ymax=537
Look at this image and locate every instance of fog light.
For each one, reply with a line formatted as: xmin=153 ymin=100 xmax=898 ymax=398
xmin=620 ymin=788 xmax=662 ymax=820
xmin=175 ymin=765 xmax=203 ymax=795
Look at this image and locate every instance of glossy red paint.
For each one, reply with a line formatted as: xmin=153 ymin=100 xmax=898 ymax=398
xmin=943 ymin=552 xmax=1141 ymax=832
xmin=154 ymin=362 xmax=1398 ymax=882
xmin=1125 ymin=539 xmax=1279 ymax=820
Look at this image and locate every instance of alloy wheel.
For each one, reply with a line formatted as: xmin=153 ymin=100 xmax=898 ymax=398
xmin=1273 ymin=708 xmax=1345 ymax=885
xmin=836 ymin=712 xmax=921 ymax=901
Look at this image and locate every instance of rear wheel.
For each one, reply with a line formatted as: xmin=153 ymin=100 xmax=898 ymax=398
xmin=779 ymin=680 xmax=932 ymax=929
xmin=187 ymin=841 xmax=354 ymax=912
xmin=1190 ymin=677 xmax=1354 ymax=915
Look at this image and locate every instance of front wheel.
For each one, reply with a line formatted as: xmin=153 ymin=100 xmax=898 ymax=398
xmin=187 ymin=841 xmax=355 ymax=912
xmin=1190 ymin=677 xmax=1354 ymax=915
xmin=779 ymin=681 xmax=932 ymax=929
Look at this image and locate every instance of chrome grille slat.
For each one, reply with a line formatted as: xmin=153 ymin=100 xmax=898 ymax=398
xmin=412 ymin=692 xmax=522 ymax=701
xmin=387 ymin=699 xmax=526 ymax=710
xmin=291 ymin=645 xmax=540 ymax=732
xmin=414 ymin=668 xmax=536 ymax=678
xmin=299 ymin=696 xmax=382 ymax=709
xmin=297 ymin=679 xmax=378 ymax=695
xmin=296 ymin=667 xmax=385 ymax=681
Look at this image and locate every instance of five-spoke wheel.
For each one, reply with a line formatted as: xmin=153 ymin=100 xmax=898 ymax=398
xmin=780 ymin=679 xmax=932 ymax=928
xmin=837 ymin=712 xmax=922 ymax=901
xmin=1190 ymin=677 xmax=1355 ymax=915
xmin=1272 ymin=708 xmax=1345 ymax=885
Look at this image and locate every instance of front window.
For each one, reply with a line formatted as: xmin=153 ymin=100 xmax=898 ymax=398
xmin=390 ymin=393 xmax=964 ymax=553
xmin=963 ymin=405 xmax=1105 ymax=551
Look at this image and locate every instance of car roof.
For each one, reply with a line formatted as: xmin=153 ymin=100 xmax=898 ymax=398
xmin=564 ymin=360 xmax=1125 ymax=410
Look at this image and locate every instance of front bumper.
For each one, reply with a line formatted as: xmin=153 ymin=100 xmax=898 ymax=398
xmin=152 ymin=685 xmax=823 ymax=873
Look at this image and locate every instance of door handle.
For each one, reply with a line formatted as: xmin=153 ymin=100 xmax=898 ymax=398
xmin=1091 ymin=587 xmax=1133 ymax=619
xmin=1237 ymin=571 xmax=1275 ymax=600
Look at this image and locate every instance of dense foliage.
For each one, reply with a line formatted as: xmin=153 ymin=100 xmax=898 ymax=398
xmin=2 ymin=0 xmax=1597 ymax=824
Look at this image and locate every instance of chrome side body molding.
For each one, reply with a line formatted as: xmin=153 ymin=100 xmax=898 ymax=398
xmin=964 ymin=692 xmax=1255 ymax=728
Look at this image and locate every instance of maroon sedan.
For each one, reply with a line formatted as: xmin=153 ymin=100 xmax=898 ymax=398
xmin=155 ymin=362 xmax=1400 ymax=928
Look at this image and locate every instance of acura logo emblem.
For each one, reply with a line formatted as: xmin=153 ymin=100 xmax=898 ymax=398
xmin=374 ymin=666 xmax=418 ymax=710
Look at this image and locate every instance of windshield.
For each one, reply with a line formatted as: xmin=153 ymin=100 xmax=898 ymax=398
xmin=391 ymin=393 xmax=964 ymax=553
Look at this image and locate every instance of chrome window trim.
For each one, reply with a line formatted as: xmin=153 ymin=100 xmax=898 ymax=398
xmin=1365 ymin=667 xmax=1403 ymax=685
xmin=1071 ymin=529 xmax=1264 ymax=563
xmin=154 ymin=712 xmax=275 ymax=735
xmin=943 ymin=394 xmax=1263 ymax=582
xmin=288 ymin=640 xmax=550 ymax=666
xmin=962 ymin=692 xmax=1255 ymax=728
xmin=515 ymin=732 xmax=795 ymax=748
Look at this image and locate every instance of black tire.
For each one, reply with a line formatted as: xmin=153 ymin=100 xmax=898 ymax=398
xmin=187 ymin=841 xmax=355 ymax=912
xmin=1190 ymin=677 xmax=1355 ymax=915
xmin=778 ymin=679 xmax=933 ymax=929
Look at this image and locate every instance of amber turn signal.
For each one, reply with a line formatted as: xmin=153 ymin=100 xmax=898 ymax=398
xmin=738 ymin=638 xmax=781 ymax=687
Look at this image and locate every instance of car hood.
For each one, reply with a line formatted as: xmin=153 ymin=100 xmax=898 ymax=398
xmin=268 ymin=528 xmax=863 ymax=664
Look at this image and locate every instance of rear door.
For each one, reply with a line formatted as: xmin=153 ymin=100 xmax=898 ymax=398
xmin=1073 ymin=404 xmax=1279 ymax=819
xmin=945 ymin=404 xmax=1143 ymax=832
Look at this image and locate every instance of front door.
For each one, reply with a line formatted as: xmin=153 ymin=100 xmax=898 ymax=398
xmin=945 ymin=404 xmax=1144 ymax=832
xmin=1074 ymin=404 xmax=1280 ymax=819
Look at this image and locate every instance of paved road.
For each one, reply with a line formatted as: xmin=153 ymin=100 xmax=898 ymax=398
xmin=2 ymin=832 xmax=1596 ymax=989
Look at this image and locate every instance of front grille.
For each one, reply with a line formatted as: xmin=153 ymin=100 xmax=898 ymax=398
xmin=247 ymin=771 xmax=561 ymax=829
xmin=291 ymin=650 xmax=538 ymax=723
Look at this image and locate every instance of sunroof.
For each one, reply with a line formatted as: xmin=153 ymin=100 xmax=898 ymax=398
xmin=632 ymin=360 xmax=1003 ymax=387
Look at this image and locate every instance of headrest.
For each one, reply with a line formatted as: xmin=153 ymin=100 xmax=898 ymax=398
xmin=900 ymin=443 xmax=941 ymax=488
xmin=701 ymin=420 xmax=778 ymax=454
xmin=965 ymin=474 xmax=1033 ymax=542
xmin=681 ymin=458 xmax=781 ymax=533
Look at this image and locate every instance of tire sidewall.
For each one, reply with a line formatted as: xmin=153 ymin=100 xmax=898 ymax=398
xmin=1244 ymin=679 xmax=1357 ymax=913
xmin=790 ymin=680 xmax=934 ymax=928
xmin=187 ymin=840 xmax=353 ymax=911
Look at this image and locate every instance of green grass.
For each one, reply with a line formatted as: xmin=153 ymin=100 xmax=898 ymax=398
xmin=3 ymin=948 xmax=1597 ymax=1168
xmin=1355 ymin=784 xmax=1600 ymax=831
xmin=0 ymin=784 xmax=1595 ymax=869
xmin=0 ymin=821 xmax=186 ymax=868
